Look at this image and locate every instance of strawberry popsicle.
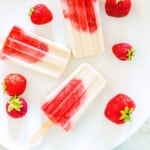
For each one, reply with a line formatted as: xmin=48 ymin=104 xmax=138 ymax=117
xmin=61 ymin=0 xmax=104 ymax=57
xmin=42 ymin=63 xmax=106 ymax=131
xmin=29 ymin=63 xmax=106 ymax=144
xmin=0 ymin=26 xmax=71 ymax=78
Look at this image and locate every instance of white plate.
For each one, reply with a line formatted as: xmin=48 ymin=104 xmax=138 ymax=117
xmin=0 ymin=0 xmax=150 ymax=150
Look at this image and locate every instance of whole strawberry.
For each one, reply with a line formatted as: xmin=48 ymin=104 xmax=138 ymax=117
xmin=3 ymin=73 xmax=27 ymax=96
xmin=104 ymin=94 xmax=136 ymax=124
xmin=28 ymin=4 xmax=53 ymax=25
xmin=105 ymin=0 xmax=131 ymax=17
xmin=112 ymin=43 xmax=135 ymax=61
xmin=6 ymin=96 xmax=28 ymax=118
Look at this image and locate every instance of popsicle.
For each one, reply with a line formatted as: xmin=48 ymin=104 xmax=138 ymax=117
xmin=0 ymin=26 xmax=71 ymax=78
xmin=29 ymin=63 xmax=106 ymax=144
xmin=61 ymin=0 xmax=104 ymax=57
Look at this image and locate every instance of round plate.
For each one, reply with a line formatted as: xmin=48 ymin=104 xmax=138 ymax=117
xmin=0 ymin=0 xmax=150 ymax=150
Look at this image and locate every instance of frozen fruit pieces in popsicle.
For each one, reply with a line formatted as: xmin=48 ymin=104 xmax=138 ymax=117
xmin=42 ymin=79 xmax=85 ymax=127
xmin=61 ymin=0 xmax=104 ymax=57
xmin=42 ymin=63 xmax=106 ymax=131
xmin=4 ymin=26 xmax=48 ymax=63
xmin=1 ymin=26 xmax=71 ymax=78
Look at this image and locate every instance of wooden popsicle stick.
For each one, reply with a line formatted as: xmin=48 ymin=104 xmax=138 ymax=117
xmin=29 ymin=120 xmax=53 ymax=145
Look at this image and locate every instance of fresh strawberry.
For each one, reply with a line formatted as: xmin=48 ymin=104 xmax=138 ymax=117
xmin=28 ymin=4 xmax=53 ymax=25
xmin=104 ymin=94 xmax=136 ymax=124
xmin=105 ymin=0 xmax=131 ymax=17
xmin=6 ymin=96 xmax=28 ymax=118
xmin=3 ymin=73 xmax=26 ymax=96
xmin=112 ymin=43 xmax=135 ymax=61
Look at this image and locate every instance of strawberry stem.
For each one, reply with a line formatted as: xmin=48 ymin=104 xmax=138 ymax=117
xmin=127 ymin=48 xmax=135 ymax=60
xmin=120 ymin=106 xmax=134 ymax=122
xmin=8 ymin=96 xmax=23 ymax=112
xmin=116 ymin=0 xmax=123 ymax=4
xmin=28 ymin=7 xmax=34 ymax=16
xmin=1 ymin=82 xmax=6 ymax=93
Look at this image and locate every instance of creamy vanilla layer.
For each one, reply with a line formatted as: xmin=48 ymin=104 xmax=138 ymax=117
xmin=66 ymin=25 xmax=104 ymax=57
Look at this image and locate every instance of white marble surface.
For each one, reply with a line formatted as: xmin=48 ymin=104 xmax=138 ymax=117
xmin=0 ymin=0 xmax=150 ymax=150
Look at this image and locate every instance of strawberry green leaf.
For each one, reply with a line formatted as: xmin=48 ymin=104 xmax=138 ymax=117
xmin=127 ymin=48 xmax=135 ymax=60
xmin=120 ymin=106 xmax=134 ymax=122
xmin=116 ymin=0 xmax=123 ymax=4
xmin=8 ymin=96 xmax=23 ymax=112
xmin=1 ymin=82 xmax=6 ymax=93
xmin=28 ymin=7 xmax=34 ymax=16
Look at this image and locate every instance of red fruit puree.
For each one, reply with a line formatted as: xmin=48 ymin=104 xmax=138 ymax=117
xmin=62 ymin=0 xmax=98 ymax=33
xmin=2 ymin=26 xmax=48 ymax=63
xmin=42 ymin=79 xmax=86 ymax=130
